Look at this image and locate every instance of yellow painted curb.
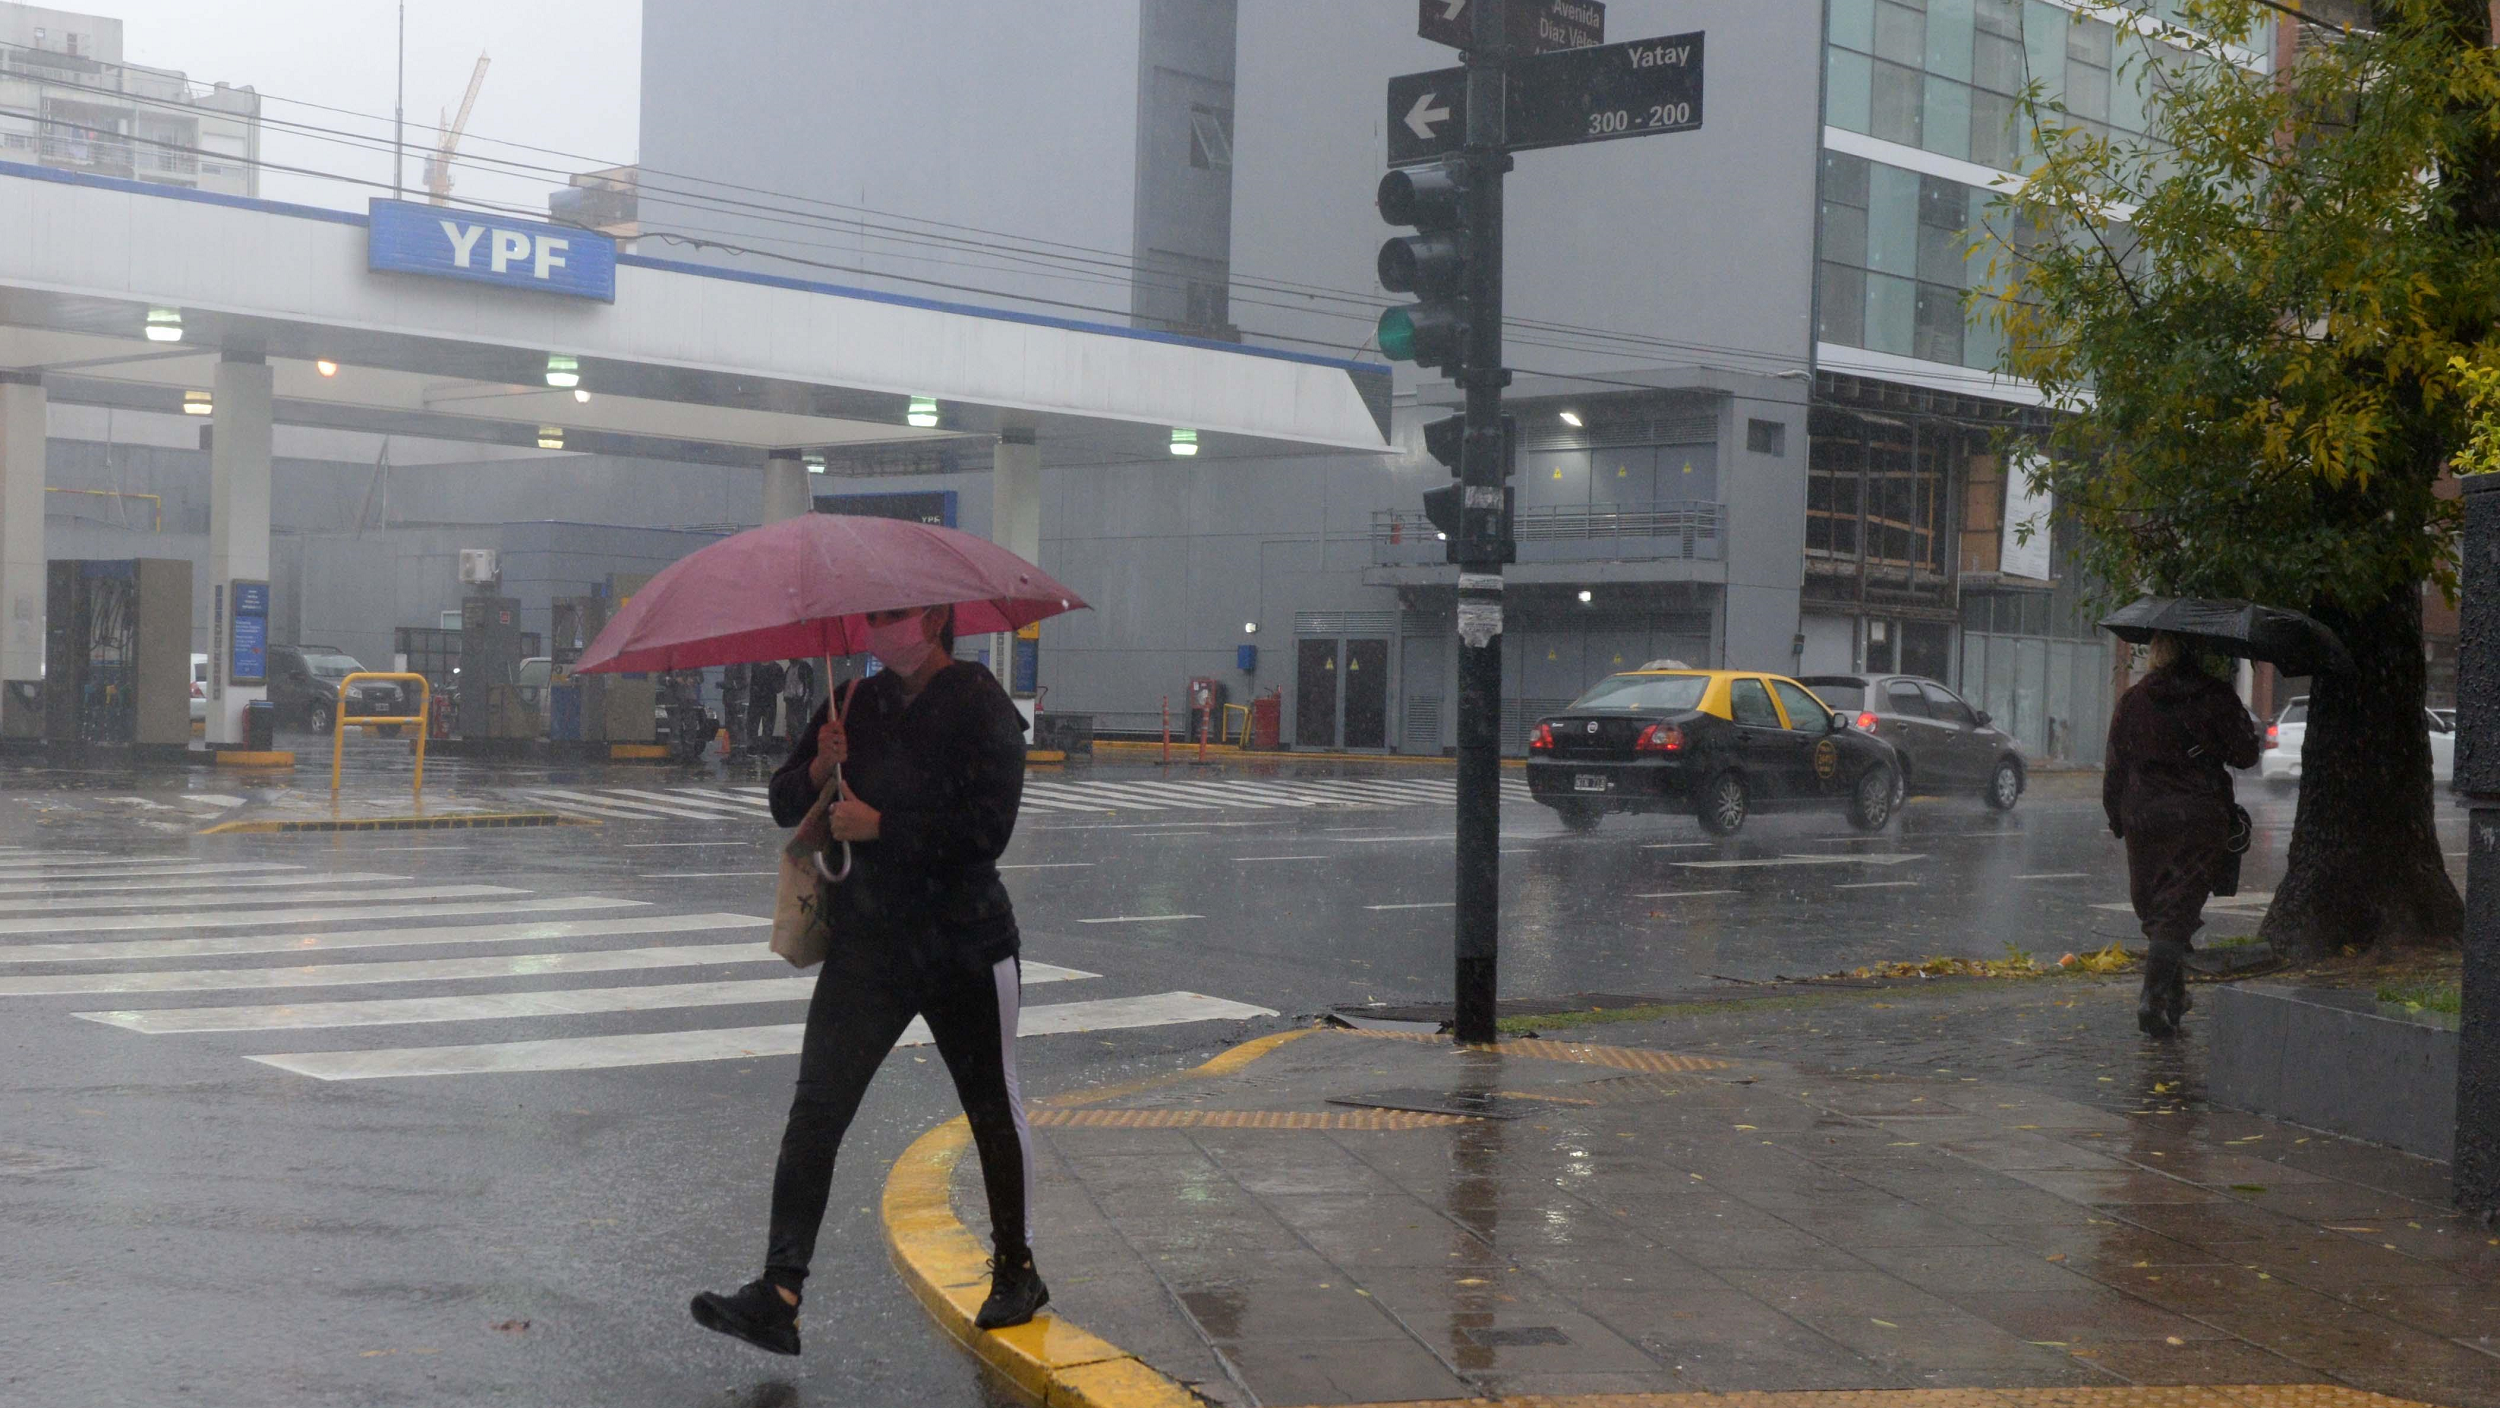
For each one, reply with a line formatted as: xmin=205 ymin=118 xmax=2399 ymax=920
xmin=1320 ymin=1390 xmax=2434 ymax=1408
xmin=882 ymin=1028 xmax=1317 ymax=1408
xmin=610 ymin=743 xmax=669 ymax=760
xmin=200 ymin=811 xmax=587 ymax=835
xmin=1027 ymin=749 xmax=1069 ymax=765
xmin=211 ymin=750 xmax=295 ymax=768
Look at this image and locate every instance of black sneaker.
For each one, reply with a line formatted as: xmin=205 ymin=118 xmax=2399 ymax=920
xmin=974 ymin=1252 xmax=1049 ymax=1330
xmin=691 ymin=1279 xmax=801 ymax=1356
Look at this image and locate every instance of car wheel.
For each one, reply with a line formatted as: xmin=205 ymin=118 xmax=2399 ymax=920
xmin=1984 ymin=757 xmax=2023 ymax=811
xmin=1553 ymin=801 xmax=1603 ymax=834
xmin=307 ymin=700 xmax=334 ymax=735
xmin=1847 ymin=763 xmax=1897 ymax=831
xmin=1696 ymin=771 xmax=1748 ymax=836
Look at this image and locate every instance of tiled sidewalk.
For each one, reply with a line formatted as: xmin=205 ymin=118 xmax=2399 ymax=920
xmin=956 ymin=1021 xmax=2499 ymax=1407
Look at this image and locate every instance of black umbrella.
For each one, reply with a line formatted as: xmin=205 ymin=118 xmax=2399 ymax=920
xmin=2099 ymin=597 xmax=2354 ymax=676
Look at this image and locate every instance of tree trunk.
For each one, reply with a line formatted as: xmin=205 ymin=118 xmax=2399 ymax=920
xmin=2261 ymin=584 xmax=2463 ymax=958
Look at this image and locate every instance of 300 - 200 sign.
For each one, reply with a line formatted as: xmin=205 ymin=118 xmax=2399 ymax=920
xmin=1586 ymin=100 xmax=1692 ymax=136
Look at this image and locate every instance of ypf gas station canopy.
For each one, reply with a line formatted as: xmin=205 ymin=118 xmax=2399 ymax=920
xmin=0 ymin=159 xmax=1393 ymax=744
xmin=0 ymin=161 xmax=1392 ymax=463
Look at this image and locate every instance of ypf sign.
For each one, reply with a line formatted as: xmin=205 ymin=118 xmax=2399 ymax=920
xmin=366 ymin=199 xmax=617 ymax=302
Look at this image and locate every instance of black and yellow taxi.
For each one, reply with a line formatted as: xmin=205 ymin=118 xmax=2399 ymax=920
xmin=1525 ymin=667 xmax=1904 ymax=835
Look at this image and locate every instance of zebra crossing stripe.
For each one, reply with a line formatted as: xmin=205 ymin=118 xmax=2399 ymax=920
xmin=524 ymin=787 xmax=720 ymax=821
xmin=606 ymin=787 xmax=770 ymax=818
xmin=0 ymin=908 xmax=721 ymax=968
xmin=1070 ymin=780 xmax=1271 ymax=809
xmin=0 ymin=893 xmax=634 ymax=939
xmin=1019 ymin=781 xmax=1167 ymax=811
xmin=515 ymin=791 xmax=661 ymax=821
xmin=0 ymin=882 xmax=515 ymax=916
xmin=0 ymin=871 xmax=403 ymax=899
xmin=1164 ymin=781 xmax=1324 ymax=807
xmin=78 ymin=961 xmax=1102 ymax=1034
xmin=248 ymin=991 xmax=1280 ymax=1080
xmin=0 ymin=860 xmax=301 ymax=877
xmin=8 ymin=945 xmax=1089 ymax=999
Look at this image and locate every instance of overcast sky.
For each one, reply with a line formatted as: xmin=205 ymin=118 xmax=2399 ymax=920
xmin=103 ymin=0 xmax=642 ymax=216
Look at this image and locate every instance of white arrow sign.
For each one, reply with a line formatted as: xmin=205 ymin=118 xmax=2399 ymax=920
xmin=1404 ymin=90 xmax=1453 ymax=141
xmin=1439 ymin=0 xmax=1467 ymax=17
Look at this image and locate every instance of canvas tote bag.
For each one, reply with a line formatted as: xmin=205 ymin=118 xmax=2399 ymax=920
xmin=768 ymin=682 xmax=856 ymax=969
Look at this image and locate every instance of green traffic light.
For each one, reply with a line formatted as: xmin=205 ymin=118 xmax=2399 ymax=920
xmin=1379 ymin=307 xmax=1417 ymax=362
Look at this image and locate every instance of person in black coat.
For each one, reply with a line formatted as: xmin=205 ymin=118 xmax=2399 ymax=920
xmin=745 ymin=658 xmax=786 ymax=751
xmin=691 ymin=603 xmax=1044 ymax=1357
xmin=2104 ymin=632 xmax=2261 ymax=1037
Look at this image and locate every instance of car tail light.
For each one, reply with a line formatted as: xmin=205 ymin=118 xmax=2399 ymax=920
xmin=1856 ymin=711 xmax=1878 ymax=732
xmin=1528 ymin=721 xmax=1555 ymax=753
xmin=1634 ymin=723 xmax=1685 ymax=754
xmin=2264 ymin=723 xmax=2279 ymax=750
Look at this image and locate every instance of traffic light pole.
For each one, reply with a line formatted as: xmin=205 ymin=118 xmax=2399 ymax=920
xmin=1452 ymin=0 xmax=1513 ymax=1046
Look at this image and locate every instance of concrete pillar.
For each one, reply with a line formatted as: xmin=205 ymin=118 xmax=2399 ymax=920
xmin=991 ymin=430 xmax=1041 ymax=711
xmin=206 ymin=353 xmax=272 ymax=746
xmin=762 ymin=450 xmax=813 ymax=525
xmin=0 ymin=375 xmax=43 ymax=732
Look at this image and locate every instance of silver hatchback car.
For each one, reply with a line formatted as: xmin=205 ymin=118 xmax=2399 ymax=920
xmin=1798 ymin=674 xmax=2027 ymax=810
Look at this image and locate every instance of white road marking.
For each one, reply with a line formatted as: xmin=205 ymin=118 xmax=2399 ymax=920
xmin=1335 ymin=835 xmax=1453 ymax=844
xmin=623 ymin=842 xmax=755 ymax=849
xmin=0 ymin=894 xmax=634 ymax=939
xmin=1835 ymin=880 xmax=1918 ymax=890
xmin=525 ymin=788 xmax=719 ymax=821
xmin=1090 ymin=780 xmax=1283 ymax=809
xmin=1634 ymin=890 xmax=1740 ymax=899
xmin=607 ymin=787 xmax=770 ymax=818
xmin=187 ymin=793 xmax=249 ymax=807
xmin=0 ymin=883 xmax=519 ymax=916
xmin=0 ymin=871 xmax=404 ymax=899
xmin=358 ymin=845 xmax=474 ymax=853
xmin=1677 ymin=853 xmax=1928 ymax=871
xmin=1075 ymin=914 xmax=1204 ymax=925
xmin=249 ymin=991 xmax=1280 ymax=1080
xmin=0 ymin=910 xmax=735 ymax=969
xmin=80 ymin=963 xmax=1101 ymax=1034
xmin=645 ymin=871 xmax=778 ymax=879
xmin=2013 ymin=873 xmax=2092 ymax=881
xmin=1028 ymin=821 xmax=1273 ymax=832
xmin=1234 ymin=855 xmax=1330 ymax=863
xmin=0 ymin=859 xmax=299 ymax=876
xmin=1041 ymin=781 xmax=1219 ymax=811
xmin=997 ymin=863 xmax=1096 ymax=871
xmin=519 ymin=792 xmax=672 ymax=822
xmin=1641 ymin=843 xmax=1720 ymax=851
xmin=1365 ymin=901 xmax=1454 ymax=911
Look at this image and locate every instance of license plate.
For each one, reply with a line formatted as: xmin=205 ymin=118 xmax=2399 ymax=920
xmin=1574 ymin=773 xmax=1609 ymax=793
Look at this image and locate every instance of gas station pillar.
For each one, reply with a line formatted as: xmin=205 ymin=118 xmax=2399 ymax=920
xmin=991 ymin=429 xmax=1041 ymax=717
xmin=206 ymin=352 xmax=272 ymax=746
xmin=762 ymin=450 xmax=812 ymax=525
xmin=0 ymin=374 xmax=43 ymax=734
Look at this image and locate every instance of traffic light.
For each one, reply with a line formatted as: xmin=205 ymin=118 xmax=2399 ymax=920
xmin=1376 ymin=161 xmax=1471 ymax=372
xmin=1418 ymin=412 xmax=1515 ymax=563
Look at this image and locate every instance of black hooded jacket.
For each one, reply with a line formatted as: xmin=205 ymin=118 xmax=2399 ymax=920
xmin=769 ymin=661 xmax=1028 ymax=969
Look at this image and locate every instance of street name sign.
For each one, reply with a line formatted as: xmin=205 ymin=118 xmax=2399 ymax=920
xmin=1417 ymin=0 xmax=1604 ymax=54
xmin=367 ymin=199 xmax=618 ymax=302
xmin=1387 ymin=31 xmax=1704 ymax=166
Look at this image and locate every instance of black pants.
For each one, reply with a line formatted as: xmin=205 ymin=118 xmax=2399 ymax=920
xmin=762 ymin=939 xmax=1032 ymax=1293
xmin=2124 ymin=801 xmax=2227 ymax=952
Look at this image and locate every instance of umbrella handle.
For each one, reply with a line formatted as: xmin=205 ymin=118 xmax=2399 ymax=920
xmin=813 ymin=764 xmax=855 ymax=883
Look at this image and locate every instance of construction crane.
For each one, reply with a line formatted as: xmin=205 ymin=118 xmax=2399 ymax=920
xmin=421 ymin=52 xmax=490 ymax=205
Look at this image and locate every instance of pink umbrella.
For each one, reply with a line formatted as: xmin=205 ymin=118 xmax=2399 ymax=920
xmin=570 ymin=515 xmax=1086 ymax=673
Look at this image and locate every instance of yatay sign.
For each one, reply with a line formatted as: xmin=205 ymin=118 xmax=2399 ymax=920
xmin=366 ymin=199 xmax=617 ymax=302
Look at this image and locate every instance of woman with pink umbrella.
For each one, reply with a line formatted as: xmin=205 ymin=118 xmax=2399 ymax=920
xmin=571 ymin=514 xmax=1081 ymax=1356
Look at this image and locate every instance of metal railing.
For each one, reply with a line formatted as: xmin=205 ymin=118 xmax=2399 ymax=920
xmin=1371 ymin=500 xmax=1724 ymax=567
xmin=330 ymin=672 xmax=432 ymax=803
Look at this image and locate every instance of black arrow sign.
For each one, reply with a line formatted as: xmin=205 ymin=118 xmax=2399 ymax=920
xmin=1387 ymin=30 xmax=1703 ymax=167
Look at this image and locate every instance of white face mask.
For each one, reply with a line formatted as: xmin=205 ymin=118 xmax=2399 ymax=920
xmin=865 ymin=611 xmax=938 ymax=676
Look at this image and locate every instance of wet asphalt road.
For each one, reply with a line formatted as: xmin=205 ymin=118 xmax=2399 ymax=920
xmin=0 ymin=747 xmax=2469 ymax=1406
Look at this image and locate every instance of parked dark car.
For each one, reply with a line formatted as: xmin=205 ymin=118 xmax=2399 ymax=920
xmin=1797 ymin=674 xmax=2025 ymax=810
xmin=267 ymin=645 xmax=406 ymax=734
xmin=1525 ymin=668 xmax=1905 ymax=835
